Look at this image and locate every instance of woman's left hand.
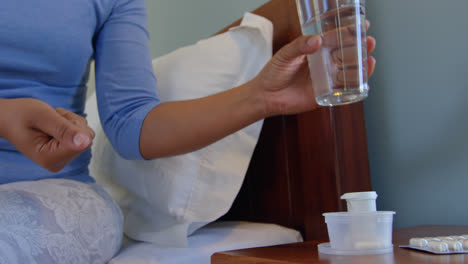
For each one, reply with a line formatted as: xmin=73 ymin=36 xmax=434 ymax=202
xmin=252 ymin=33 xmax=376 ymax=116
xmin=0 ymin=98 xmax=94 ymax=172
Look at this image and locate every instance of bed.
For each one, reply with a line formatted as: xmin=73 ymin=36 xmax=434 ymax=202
xmin=92 ymin=0 xmax=372 ymax=263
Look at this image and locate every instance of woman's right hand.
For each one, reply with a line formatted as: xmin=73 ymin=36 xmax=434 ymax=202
xmin=0 ymin=98 xmax=94 ymax=172
xmin=252 ymin=21 xmax=376 ymax=116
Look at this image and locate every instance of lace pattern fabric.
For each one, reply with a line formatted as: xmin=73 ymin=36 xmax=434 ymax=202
xmin=0 ymin=179 xmax=123 ymax=264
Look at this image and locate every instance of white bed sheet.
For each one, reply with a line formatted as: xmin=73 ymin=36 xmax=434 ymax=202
xmin=108 ymin=221 xmax=303 ymax=264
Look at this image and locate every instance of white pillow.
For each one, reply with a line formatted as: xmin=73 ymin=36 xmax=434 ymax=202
xmin=88 ymin=12 xmax=273 ymax=247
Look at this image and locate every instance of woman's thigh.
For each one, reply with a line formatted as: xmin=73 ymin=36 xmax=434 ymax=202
xmin=0 ymin=178 xmax=123 ymax=264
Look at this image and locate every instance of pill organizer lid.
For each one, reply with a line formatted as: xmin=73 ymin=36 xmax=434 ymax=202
xmin=341 ymin=191 xmax=377 ymax=200
xmin=318 ymin=243 xmax=393 ymax=255
xmin=323 ymin=211 xmax=395 ymax=217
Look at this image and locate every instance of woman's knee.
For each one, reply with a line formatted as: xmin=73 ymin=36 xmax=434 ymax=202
xmin=0 ymin=179 xmax=123 ymax=264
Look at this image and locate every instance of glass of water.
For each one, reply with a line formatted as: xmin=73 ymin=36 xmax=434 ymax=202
xmin=296 ymin=0 xmax=368 ymax=106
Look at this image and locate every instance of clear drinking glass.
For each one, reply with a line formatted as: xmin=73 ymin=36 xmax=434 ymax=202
xmin=296 ymin=0 xmax=368 ymax=106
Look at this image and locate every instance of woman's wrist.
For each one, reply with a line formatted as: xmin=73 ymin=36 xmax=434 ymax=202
xmin=238 ymin=78 xmax=271 ymax=121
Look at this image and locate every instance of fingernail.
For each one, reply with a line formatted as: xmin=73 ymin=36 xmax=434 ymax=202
xmin=307 ymin=36 xmax=321 ymax=47
xmin=73 ymin=133 xmax=90 ymax=147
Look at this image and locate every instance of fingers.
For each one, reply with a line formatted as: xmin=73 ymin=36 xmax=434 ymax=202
xmin=365 ymin=21 xmax=376 ymax=78
xmin=331 ymin=43 xmax=367 ymax=65
xmin=32 ymin=107 xmax=95 ymax=172
xmin=330 ymin=36 xmax=374 ymax=65
xmin=276 ymin=35 xmax=322 ymax=62
xmin=55 ymin=108 xmax=88 ymax=127
xmin=332 ymin=67 xmax=366 ymax=88
xmin=321 ymin=25 xmax=361 ymax=48
xmin=33 ymin=107 xmax=92 ymax=151
xmin=278 ymin=19 xmax=373 ymax=66
xmin=321 ymin=20 xmax=374 ymax=52
xmin=2 ymin=98 xmax=94 ymax=173
xmin=56 ymin=108 xmax=95 ymax=139
xmin=368 ymin=56 xmax=376 ymax=77
xmin=30 ymin=131 xmax=84 ymax=172
xmin=366 ymin=36 xmax=376 ymax=54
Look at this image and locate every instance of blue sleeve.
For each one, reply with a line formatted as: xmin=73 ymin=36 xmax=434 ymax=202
xmin=94 ymin=0 xmax=160 ymax=160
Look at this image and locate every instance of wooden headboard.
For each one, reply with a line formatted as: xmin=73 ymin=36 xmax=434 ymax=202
xmin=220 ymin=0 xmax=372 ymax=242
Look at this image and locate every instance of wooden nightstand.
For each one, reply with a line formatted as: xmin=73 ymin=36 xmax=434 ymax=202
xmin=212 ymin=225 xmax=468 ymax=264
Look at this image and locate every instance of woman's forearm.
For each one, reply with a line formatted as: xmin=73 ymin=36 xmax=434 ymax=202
xmin=0 ymin=98 xmax=11 ymax=139
xmin=138 ymin=34 xmax=374 ymax=160
xmin=139 ymin=80 xmax=266 ymax=159
xmin=0 ymin=99 xmax=5 ymax=138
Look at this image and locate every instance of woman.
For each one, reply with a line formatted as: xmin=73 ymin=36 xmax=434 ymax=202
xmin=0 ymin=0 xmax=376 ymax=263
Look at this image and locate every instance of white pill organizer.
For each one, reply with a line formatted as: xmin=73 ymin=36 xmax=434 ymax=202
xmin=400 ymin=235 xmax=468 ymax=254
xmin=318 ymin=191 xmax=396 ymax=255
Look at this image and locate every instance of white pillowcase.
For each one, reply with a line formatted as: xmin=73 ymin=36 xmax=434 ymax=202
xmin=87 ymin=13 xmax=273 ymax=247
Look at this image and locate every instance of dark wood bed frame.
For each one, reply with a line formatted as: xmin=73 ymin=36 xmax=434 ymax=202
xmin=219 ymin=0 xmax=372 ymax=242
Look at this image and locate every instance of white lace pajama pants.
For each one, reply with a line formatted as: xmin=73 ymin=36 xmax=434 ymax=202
xmin=0 ymin=179 xmax=123 ymax=264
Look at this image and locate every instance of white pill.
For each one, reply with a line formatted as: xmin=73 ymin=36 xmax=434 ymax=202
xmin=424 ymin=237 xmax=441 ymax=242
xmin=438 ymin=236 xmax=454 ymax=241
xmin=353 ymin=240 xmax=388 ymax=250
xmin=443 ymin=240 xmax=464 ymax=252
xmin=428 ymin=241 xmax=449 ymax=253
xmin=461 ymin=240 xmax=468 ymax=249
xmin=410 ymin=238 xmax=429 ymax=247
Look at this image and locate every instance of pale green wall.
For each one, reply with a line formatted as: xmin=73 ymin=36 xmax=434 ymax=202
xmin=144 ymin=0 xmax=268 ymax=58
xmin=144 ymin=0 xmax=468 ymax=229
xmin=365 ymin=0 xmax=468 ymax=228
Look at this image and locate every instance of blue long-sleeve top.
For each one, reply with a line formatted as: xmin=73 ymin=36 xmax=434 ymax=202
xmin=0 ymin=0 xmax=160 ymax=184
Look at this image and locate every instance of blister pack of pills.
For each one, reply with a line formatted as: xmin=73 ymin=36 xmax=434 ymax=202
xmin=400 ymin=235 xmax=468 ymax=254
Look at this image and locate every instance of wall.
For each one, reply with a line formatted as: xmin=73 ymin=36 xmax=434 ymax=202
xmin=143 ymin=0 xmax=468 ymax=228
xmin=365 ymin=0 xmax=468 ymax=227
xmin=144 ymin=0 xmax=268 ymax=58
